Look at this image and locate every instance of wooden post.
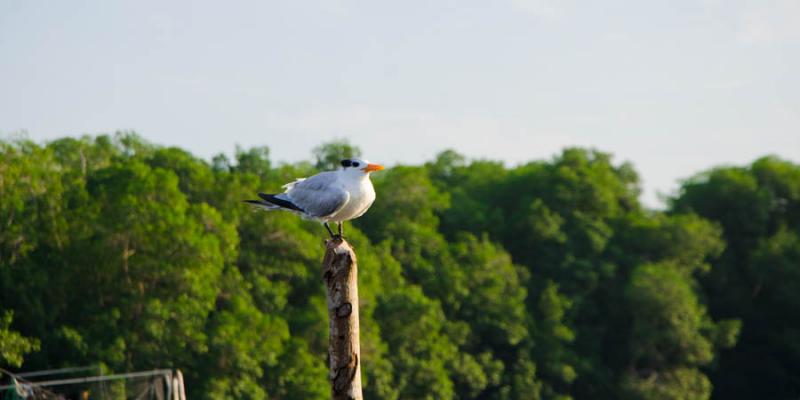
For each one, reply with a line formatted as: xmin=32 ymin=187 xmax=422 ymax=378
xmin=321 ymin=238 xmax=363 ymax=400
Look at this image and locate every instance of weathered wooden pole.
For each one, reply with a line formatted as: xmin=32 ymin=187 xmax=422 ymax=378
xmin=321 ymin=237 xmax=363 ymax=400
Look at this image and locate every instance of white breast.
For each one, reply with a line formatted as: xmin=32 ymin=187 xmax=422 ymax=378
xmin=329 ymin=176 xmax=376 ymax=222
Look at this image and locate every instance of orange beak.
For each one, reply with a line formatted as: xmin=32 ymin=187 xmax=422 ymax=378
xmin=364 ymin=163 xmax=384 ymax=172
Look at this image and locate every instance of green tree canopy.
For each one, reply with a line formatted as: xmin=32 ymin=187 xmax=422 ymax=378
xmin=4 ymin=134 xmax=797 ymax=400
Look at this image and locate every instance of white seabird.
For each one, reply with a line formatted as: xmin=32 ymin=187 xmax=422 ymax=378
xmin=245 ymin=158 xmax=384 ymax=238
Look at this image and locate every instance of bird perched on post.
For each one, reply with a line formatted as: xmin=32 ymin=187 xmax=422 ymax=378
xmin=245 ymin=158 xmax=384 ymax=238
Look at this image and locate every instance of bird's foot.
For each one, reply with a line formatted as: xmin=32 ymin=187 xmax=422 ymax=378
xmin=325 ymin=235 xmax=345 ymax=247
xmin=324 ymin=223 xmax=347 ymax=242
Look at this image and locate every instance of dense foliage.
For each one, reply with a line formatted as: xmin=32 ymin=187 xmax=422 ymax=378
xmin=1 ymin=133 xmax=797 ymax=399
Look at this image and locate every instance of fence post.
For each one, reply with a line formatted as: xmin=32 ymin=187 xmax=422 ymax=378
xmin=321 ymin=238 xmax=363 ymax=400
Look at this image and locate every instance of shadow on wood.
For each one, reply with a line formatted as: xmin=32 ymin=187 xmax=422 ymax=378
xmin=321 ymin=237 xmax=363 ymax=400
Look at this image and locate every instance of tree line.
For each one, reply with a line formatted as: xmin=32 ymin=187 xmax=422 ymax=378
xmin=1 ymin=132 xmax=798 ymax=399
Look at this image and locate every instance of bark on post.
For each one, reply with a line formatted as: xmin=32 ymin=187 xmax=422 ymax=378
xmin=321 ymin=237 xmax=363 ymax=400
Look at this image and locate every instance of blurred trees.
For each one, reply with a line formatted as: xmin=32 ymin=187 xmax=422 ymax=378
xmin=313 ymin=139 xmax=362 ymax=171
xmin=0 ymin=133 xmax=797 ymax=399
xmin=671 ymin=156 xmax=800 ymax=399
xmin=0 ymin=311 xmax=39 ymax=367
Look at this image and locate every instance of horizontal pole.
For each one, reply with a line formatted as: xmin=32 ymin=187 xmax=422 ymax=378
xmin=0 ymin=369 xmax=172 ymax=390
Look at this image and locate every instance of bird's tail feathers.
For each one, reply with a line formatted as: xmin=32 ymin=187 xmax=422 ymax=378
xmin=244 ymin=193 xmax=305 ymax=213
xmin=243 ymin=199 xmax=282 ymax=210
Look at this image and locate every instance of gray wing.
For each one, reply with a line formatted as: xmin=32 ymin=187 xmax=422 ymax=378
xmin=284 ymin=172 xmax=349 ymax=218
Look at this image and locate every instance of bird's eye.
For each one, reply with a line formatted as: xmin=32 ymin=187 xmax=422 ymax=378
xmin=341 ymin=160 xmax=352 ymax=167
xmin=352 ymin=162 xmax=360 ymax=167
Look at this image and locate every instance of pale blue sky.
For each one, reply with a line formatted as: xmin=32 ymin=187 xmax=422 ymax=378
xmin=1 ymin=0 xmax=798 ymax=207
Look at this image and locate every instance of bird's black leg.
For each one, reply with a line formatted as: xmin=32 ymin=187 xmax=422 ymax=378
xmin=324 ymin=222 xmax=335 ymax=238
xmin=337 ymin=222 xmax=344 ymax=238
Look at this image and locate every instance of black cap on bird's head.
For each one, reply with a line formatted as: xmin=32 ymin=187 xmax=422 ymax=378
xmin=340 ymin=158 xmax=384 ymax=173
